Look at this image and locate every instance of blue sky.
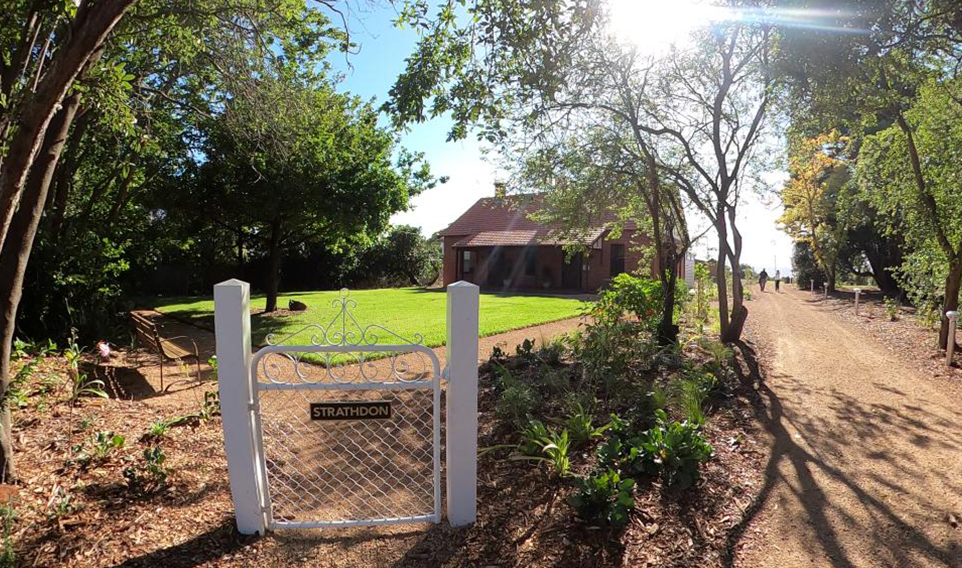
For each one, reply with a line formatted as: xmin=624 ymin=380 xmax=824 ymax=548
xmin=328 ymin=3 xmax=795 ymax=276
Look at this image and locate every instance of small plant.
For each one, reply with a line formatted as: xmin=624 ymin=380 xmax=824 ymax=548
xmin=46 ymin=486 xmax=79 ymax=522
xmin=69 ymin=372 xmax=108 ymax=405
xmin=541 ymin=428 xmax=572 ymax=477
xmin=674 ymin=376 xmax=707 ymax=426
xmin=515 ymin=338 xmax=535 ymax=360
xmin=536 ymin=336 xmax=565 ymax=365
xmin=71 ymin=431 xmax=125 ymax=467
xmin=515 ymin=417 xmax=571 ymax=477
xmin=0 ymin=504 xmax=15 ymax=567
xmin=490 ymin=345 xmax=506 ymax=362
xmin=206 ymin=355 xmax=218 ymax=380
xmin=634 ymin=409 xmax=713 ymax=489
xmin=124 ymin=446 xmax=169 ymax=493
xmin=519 ymin=417 xmax=552 ymax=456
xmin=568 ymin=469 xmax=635 ymax=527
xmin=562 ymin=401 xmax=609 ymax=448
xmin=91 ymin=431 xmax=125 ymax=459
xmin=198 ymin=390 xmax=221 ymax=422
xmin=146 ymin=420 xmax=171 ymax=440
xmin=493 ymin=363 xmax=537 ymax=427
xmin=697 ymin=337 xmax=732 ymax=372
xmin=884 ymin=297 xmax=901 ymax=321
xmin=64 ymin=336 xmax=108 ymax=404
xmin=648 ymin=382 xmax=669 ymax=412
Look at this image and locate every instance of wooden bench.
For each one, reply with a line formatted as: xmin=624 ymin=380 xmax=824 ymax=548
xmin=131 ymin=312 xmax=202 ymax=391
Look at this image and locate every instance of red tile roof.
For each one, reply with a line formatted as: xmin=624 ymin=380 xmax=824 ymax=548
xmin=452 ymin=228 xmax=606 ymax=248
xmin=439 ymin=195 xmax=638 ymax=244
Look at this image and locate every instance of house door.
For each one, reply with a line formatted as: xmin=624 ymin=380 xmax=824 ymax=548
xmin=562 ymin=253 xmax=582 ymax=290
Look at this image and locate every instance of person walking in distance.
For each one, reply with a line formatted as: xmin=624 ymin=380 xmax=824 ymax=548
xmin=759 ymin=268 xmax=769 ymax=292
xmin=774 ymin=270 xmax=781 ymax=292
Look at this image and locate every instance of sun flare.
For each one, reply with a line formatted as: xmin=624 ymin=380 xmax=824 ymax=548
xmin=608 ymin=0 xmax=735 ymax=51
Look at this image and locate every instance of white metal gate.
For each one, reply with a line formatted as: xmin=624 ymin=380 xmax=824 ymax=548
xmin=248 ymin=291 xmax=441 ymax=529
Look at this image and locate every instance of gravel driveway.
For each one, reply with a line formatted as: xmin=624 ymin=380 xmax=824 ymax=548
xmin=735 ymin=286 xmax=962 ymax=567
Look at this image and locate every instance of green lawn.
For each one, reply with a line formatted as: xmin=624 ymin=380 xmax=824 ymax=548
xmin=146 ymin=287 xmax=589 ymax=348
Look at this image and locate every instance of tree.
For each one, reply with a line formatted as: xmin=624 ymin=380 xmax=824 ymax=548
xmin=778 ymin=132 xmax=849 ymax=291
xmin=186 ymin=74 xmax=439 ymax=312
xmin=0 ymin=0 xmax=376 ymax=481
xmin=856 ymin=78 xmax=962 ymax=341
xmin=775 ymin=0 xmax=962 ymax=348
xmin=388 ymin=0 xmax=774 ymax=343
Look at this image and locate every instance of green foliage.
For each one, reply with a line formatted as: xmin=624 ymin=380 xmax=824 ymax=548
xmin=493 ymin=364 xmax=538 ymax=428
xmin=63 ymin=338 xmax=109 ymax=405
xmin=633 ymin=410 xmax=713 ymax=489
xmin=536 ymin=336 xmax=566 ymax=366
xmin=884 ymin=298 xmax=901 ymax=321
xmin=697 ymin=337 xmax=732 ymax=374
xmin=595 ymin=274 xmax=663 ymax=328
xmin=516 ymin=417 xmax=571 ymax=477
xmin=568 ymin=469 xmax=635 ymax=528
xmin=561 ymin=401 xmax=609 ymax=448
xmin=674 ymin=376 xmax=708 ymax=426
xmin=0 ymin=505 xmax=15 ymax=568
xmin=124 ymin=446 xmax=168 ymax=493
xmin=71 ymin=431 xmax=125 ymax=468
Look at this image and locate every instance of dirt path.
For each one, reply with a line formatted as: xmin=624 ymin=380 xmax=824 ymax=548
xmin=735 ymin=286 xmax=962 ymax=568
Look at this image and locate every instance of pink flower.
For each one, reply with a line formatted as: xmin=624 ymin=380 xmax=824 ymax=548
xmin=97 ymin=341 xmax=111 ymax=360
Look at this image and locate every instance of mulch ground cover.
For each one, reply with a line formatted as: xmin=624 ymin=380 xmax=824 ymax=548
xmin=6 ymin=323 xmax=770 ymax=568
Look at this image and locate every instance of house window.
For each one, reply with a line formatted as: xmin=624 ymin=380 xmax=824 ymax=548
xmin=524 ymin=248 xmax=537 ymax=277
xmin=461 ymin=250 xmax=473 ymax=273
xmin=610 ymin=244 xmax=626 ymax=276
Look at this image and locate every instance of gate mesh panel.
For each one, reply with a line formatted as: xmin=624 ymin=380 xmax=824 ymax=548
xmin=257 ymin=387 xmax=435 ymax=524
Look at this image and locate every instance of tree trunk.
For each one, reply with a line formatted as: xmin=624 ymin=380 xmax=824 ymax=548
xmin=714 ymin=211 xmax=731 ymax=341
xmin=864 ymin=244 xmax=902 ymax=297
xmin=265 ymin=219 xmax=282 ymax=312
xmin=0 ymin=93 xmax=81 ymax=482
xmin=0 ymin=0 xmax=136 ymax=253
xmin=939 ymin=259 xmax=962 ymax=350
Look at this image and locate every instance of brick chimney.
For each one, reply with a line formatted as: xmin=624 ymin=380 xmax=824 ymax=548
xmin=494 ymin=181 xmax=507 ymax=199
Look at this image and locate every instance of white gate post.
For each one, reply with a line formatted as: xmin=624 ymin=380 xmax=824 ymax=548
xmin=445 ymin=281 xmax=479 ymax=526
xmin=214 ymin=279 xmax=264 ymax=535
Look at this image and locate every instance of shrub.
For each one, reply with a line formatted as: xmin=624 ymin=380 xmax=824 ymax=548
xmin=595 ymin=273 xmax=663 ymax=328
xmin=569 ymin=319 xmax=651 ymax=382
xmin=568 ymin=469 xmax=635 ymax=527
xmin=493 ymin=363 xmax=538 ymax=427
xmin=884 ymin=297 xmax=901 ymax=321
xmin=634 ymin=409 xmax=713 ymax=489
xmin=536 ymin=336 xmax=566 ymax=365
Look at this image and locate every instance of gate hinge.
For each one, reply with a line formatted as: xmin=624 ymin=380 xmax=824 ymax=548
xmin=248 ymin=402 xmax=257 ymax=412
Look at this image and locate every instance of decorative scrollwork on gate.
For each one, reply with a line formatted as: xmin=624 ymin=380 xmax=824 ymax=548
xmin=255 ymin=289 xmax=437 ymax=385
xmin=265 ymin=288 xmax=425 ymax=348
xmin=257 ymin=349 xmax=434 ymax=385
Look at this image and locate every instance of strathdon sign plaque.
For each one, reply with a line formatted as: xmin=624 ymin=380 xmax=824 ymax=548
xmin=310 ymin=401 xmax=392 ymax=421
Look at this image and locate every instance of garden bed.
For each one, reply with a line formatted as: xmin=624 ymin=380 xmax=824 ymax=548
xmin=4 ymin=284 xmax=770 ymax=567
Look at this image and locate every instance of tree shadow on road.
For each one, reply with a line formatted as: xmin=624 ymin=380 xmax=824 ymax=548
xmin=724 ymin=339 xmax=961 ymax=568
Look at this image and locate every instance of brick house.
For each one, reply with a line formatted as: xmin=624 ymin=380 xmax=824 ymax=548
xmin=439 ymin=194 xmax=690 ymax=291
